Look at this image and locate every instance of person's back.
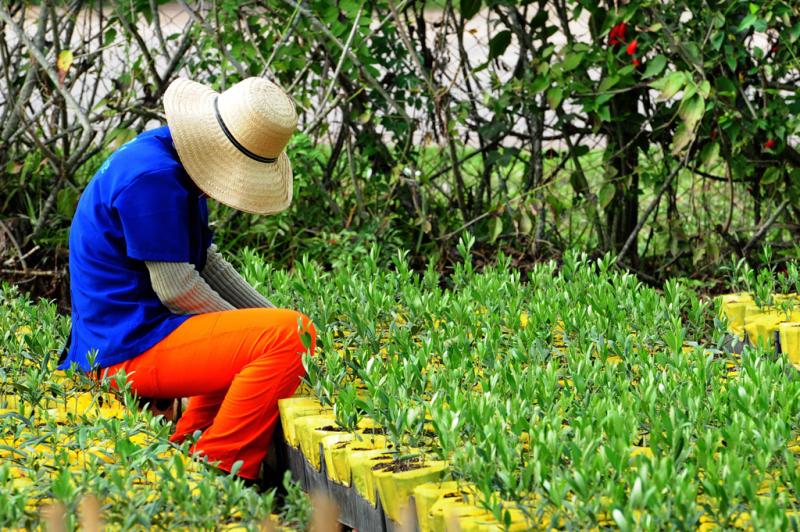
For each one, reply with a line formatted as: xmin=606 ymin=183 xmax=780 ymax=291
xmin=64 ymin=127 xmax=211 ymax=371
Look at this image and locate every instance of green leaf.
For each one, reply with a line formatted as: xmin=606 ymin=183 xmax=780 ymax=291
xmin=229 ymin=459 xmax=244 ymax=476
xmin=652 ymin=71 xmax=686 ymax=101
xmin=679 ymin=93 xmax=705 ymax=129
xmin=547 ymin=87 xmax=563 ymax=110
xmin=531 ymin=75 xmax=550 ymax=93
xmin=561 ymin=52 xmax=584 ymax=72
xmin=737 ymin=13 xmax=758 ymax=33
xmin=598 ymin=75 xmax=620 ymax=93
xmin=641 ymin=55 xmax=667 ymax=79
xmin=724 ymin=45 xmax=738 ymax=71
xmin=103 ymin=28 xmax=117 ymax=47
xmin=598 ymin=183 xmax=616 ymax=208
xmin=612 ymin=509 xmax=630 ymax=532
xmin=761 ymin=166 xmax=782 ymax=185
xmin=715 ymin=77 xmax=737 ymax=98
xmin=700 ymin=142 xmax=720 ymax=168
xmin=710 ymin=31 xmax=724 ymax=50
xmin=488 ymin=30 xmax=512 ymax=60
xmin=518 ymin=210 xmax=533 ymax=234
xmin=461 ymin=0 xmax=481 ymax=20
xmin=671 ymin=122 xmax=696 ymax=155
xmin=173 ymin=453 xmax=186 ymax=478
xmin=52 ymin=469 xmax=73 ymax=500
xmin=698 ymin=80 xmax=711 ymax=99
xmin=488 ymin=216 xmax=503 ymax=243
xmin=115 ymin=437 xmax=139 ymax=459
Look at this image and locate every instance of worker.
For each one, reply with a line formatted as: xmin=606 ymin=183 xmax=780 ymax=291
xmin=59 ymin=77 xmax=316 ymax=485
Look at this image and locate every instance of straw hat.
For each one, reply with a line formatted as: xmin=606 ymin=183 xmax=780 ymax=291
xmin=163 ymin=77 xmax=298 ymax=215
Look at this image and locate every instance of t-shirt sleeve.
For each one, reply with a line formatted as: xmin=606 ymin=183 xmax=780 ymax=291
xmin=114 ymin=170 xmax=192 ymax=262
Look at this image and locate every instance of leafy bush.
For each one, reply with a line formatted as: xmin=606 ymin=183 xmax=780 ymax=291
xmin=2 ymin=1 xmax=798 ymax=283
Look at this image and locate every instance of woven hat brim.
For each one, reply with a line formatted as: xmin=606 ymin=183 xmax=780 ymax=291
xmin=164 ymin=79 xmax=293 ymax=215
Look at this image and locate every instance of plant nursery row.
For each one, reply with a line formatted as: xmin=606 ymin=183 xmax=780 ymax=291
xmin=272 ymin=243 xmax=800 ymax=530
xmin=3 ymin=242 xmax=800 ymax=529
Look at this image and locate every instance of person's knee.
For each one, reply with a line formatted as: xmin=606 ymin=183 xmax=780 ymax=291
xmin=272 ymin=309 xmax=316 ymax=357
xmin=294 ymin=310 xmax=316 ymax=358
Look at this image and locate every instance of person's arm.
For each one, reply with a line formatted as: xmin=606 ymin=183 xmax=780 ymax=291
xmin=145 ymin=261 xmax=235 ymax=315
xmin=200 ymin=244 xmax=276 ymax=309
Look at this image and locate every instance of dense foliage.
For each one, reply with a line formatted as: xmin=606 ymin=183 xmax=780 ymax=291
xmin=1 ymin=1 xmax=798 ymax=297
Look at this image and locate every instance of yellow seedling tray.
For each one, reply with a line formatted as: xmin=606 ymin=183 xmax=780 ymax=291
xmin=779 ymin=322 xmax=800 ymax=368
xmin=277 ymin=396 xmax=330 ymax=447
xmin=348 ymin=448 xmax=394 ymax=505
xmin=373 ymin=459 xmax=449 ymax=522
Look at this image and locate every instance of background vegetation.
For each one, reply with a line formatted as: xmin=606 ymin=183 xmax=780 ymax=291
xmin=1 ymin=0 xmax=798 ymax=305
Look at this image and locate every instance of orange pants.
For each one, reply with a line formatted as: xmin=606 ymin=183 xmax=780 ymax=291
xmin=104 ymin=308 xmax=316 ymax=480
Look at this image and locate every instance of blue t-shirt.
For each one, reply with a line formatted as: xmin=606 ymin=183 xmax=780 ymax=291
xmin=60 ymin=126 xmax=213 ymax=371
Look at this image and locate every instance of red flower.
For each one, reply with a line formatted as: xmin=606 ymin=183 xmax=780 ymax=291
xmin=763 ymin=139 xmax=776 ymax=150
xmin=632 ymin=58 xmax=641 ymax=67
xmin=609 ymin=22 xmax=627 ymax=46
xmin=626 ymin=38 xmax=639 ymax=56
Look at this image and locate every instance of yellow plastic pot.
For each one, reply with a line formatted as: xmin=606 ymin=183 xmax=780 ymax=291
xmin=320 ymin=432 xmax=356 ymax=483
xmin=327 ymin=432 xmax=390 ymax=486
xmin=413 ymin=481 xmax=460 ymax=532
xmin=277 ymin=396 xmax=330 ymax=447
xmin=428 ymin=494 xmax=493 ymax=531
xmin=294 ymin=413 xmax=339 ymax=470
xmin=373 ymin=459 xmax=448 ymax=522
xmin=779 ymin=322 xmax=800 ymax=368
xmin=630 ymin=446 xmax=654 ymax=460
xmin=720 ymin=293 xmax=753 ymax=338
xmin=458 ymin=506 xmax=531 ymax=532
xmin=348 ymin=448 xmax=394 ymax=505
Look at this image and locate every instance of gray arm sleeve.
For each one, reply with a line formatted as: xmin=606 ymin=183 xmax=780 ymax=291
xmin=145 ymin=261 xmax=236 ymax=315
xmin=200 ymin=244 xmax=276 ymax=309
